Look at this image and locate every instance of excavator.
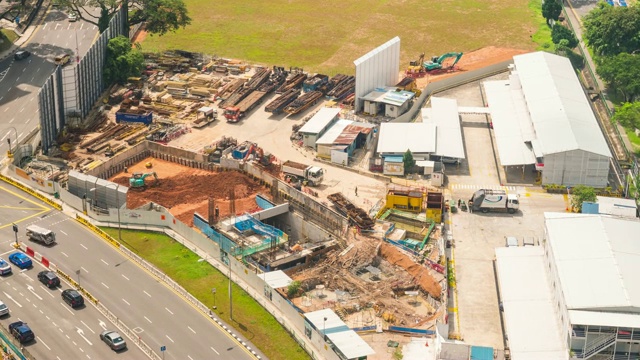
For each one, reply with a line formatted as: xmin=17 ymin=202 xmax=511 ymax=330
xmin=423 ymin=52 xmax=464 ymax=71
xmin=129 ymin=172 xmax=159 ymax=190
xmin=405 ymin=53 xmax=426 ymax=78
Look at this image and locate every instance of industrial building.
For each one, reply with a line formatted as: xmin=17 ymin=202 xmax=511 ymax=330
xmin=582 ymin=196 xmax=639 ymax=219
xmin=484 ymin=51 xmax=611 ymax=187
xmin=360 ymin=87 xmax=415 ymax=118
xmin=297 ymin=107 xmax=341 ymax=149
xmin=496 ymin=213 xmax=640 ymax=360
xmin=315 ymin=119 xmax=375 ymax=164
xmin=304 ymin=309 xmax=375 ymax=360
xmin=354 ymin=37 xmax=401 ymax=112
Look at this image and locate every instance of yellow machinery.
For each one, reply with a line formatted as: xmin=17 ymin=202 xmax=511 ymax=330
xmin=386 ymin=189 xmax=423 ymax=213
xmin=396 ymin=77 xmax=422 ymax=97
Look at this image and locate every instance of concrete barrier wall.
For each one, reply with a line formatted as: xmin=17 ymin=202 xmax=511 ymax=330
xmin=6 ymin=164 xmax=58 ymax=194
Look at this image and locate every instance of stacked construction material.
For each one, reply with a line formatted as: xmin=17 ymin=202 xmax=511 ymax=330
xmin=327 ymin=193 xmax=375 ymax=230
xmin=283 ymin=91 xmax=323 ymax=115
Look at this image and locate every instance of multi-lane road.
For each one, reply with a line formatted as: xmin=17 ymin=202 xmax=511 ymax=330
xmin=0 ymin=6 xmax=97 ymax=154
xmin=0 ymin=183 xmax=258 ymax=359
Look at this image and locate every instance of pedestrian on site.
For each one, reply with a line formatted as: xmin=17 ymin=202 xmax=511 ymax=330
xmin=355 ymin=186 xmax=358 ymax=196
xmin=458 ymin=199 xmax=461 ymax=208
xmin=124 ymin=166 xmax=128 ymax=173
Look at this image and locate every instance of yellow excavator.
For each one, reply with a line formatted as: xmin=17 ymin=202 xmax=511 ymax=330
xmin=406 ymin=53 xmax=426 ymax=78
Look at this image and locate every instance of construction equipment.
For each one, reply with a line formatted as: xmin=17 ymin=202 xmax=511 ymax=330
xmin=282 ymin=160 xmax=324 ymax=186
xmin=406 ymin=53 xmax=426 ymax=78
xmin=302 ymin=74 xmax=329 ymax=93
xmin=469 ymin=189 xmax=519 ymax=214
xmin=129 ymin=172 xmax=159 ymax=190
xmin=26 ymin=225 xmax=56 ymax=245
xmin=423 ymin=52 xmax=463 ymax=72
xmin=396 ymin=77 xmax=422 ymax=97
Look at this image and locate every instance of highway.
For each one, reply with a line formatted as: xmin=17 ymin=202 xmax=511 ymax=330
xmin=0 ymin=6 xmax=98 ymax=154
xmin=0 ymin=184 xmax=259 ymax=360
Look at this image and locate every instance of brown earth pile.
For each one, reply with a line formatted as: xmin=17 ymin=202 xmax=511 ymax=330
xmin=380 ymin=243 xmax=442 ymax=299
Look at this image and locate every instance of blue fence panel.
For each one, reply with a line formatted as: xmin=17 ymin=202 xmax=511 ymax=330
xmin=255 ymin=194 xmax=275 ymax=209
xmin=388 ymin=326 xmax=435 ymax=335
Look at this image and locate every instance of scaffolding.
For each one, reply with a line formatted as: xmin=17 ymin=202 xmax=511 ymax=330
xmin=234 ymin=214 xmax=288 ymax=256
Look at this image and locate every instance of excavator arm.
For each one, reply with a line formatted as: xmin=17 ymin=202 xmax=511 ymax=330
xmin=424 ymin=52 xmax=463 ymax=71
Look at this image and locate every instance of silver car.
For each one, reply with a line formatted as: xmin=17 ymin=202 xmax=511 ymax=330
xmin=0 ymin=301 xmax=9 ymax=316
xmin=100 ymin=330 xmax=126 ymax=351
xmin=0 ymin=258 xmax=12 ymax=275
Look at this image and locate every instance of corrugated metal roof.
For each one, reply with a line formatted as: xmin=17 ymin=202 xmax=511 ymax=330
xmin=545 ymin=212 xmax=640 ymax=311
xmin=304 ymin=309 xmax=349 ymax=334
xmin=316 ymin=120 xmax=375 ymax=146
xmin=495 ymin=246 xmax=567 ymax=360
xmin=377 ymin=122 xmax=436 ymax=154
xmin=326 ymin=330 xmax=376 ymax=359
xmin=483 ymin=80 xmax=537 ymax=166
xmin=298 ymin=107 xmax=341 ymax=134
xmin=257 ymin=270 xmax=292 ymax=289
xmin=423 ymin=97 xmax=465 ymax=159
xmin=514 ymin=52 xmax=611 ymax=158
xmin=315 ymin=119 xmax=352 ymax=145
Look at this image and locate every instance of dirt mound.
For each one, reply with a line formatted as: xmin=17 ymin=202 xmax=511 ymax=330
xmin=380 ymin=243 xmax=442 ymax=299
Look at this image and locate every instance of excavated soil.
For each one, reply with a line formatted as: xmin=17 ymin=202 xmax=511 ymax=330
xmin=379 ymin=243 xmax=442 ymax=299
xmin=109 ymin=157 xmax=270 ymax=225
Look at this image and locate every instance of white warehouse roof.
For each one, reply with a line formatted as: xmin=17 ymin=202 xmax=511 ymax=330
xmin=495 ymin=246 xmax=567 ymax=360
xmin=377 ymin=122 xmax=436 ymax=155
xmin=258 ymin=270 xmax=292 ymax=289
xmin=298 ymin=107 xmax=341 ymax=134
xmin=422 ymin=97 xmax=466 ymax=159
xmin=545 ymin=212 xmax=640 ymax=311
xmin=514 ymin=52 xmax=611 ymax=158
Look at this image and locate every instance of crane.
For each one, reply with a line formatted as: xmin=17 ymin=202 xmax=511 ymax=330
xmin=423 ymin=52 xmax=464 ymax=71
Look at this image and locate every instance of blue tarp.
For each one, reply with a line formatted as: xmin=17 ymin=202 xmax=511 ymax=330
xmin=255 ymin=194 xmax=275 ymax=209
xmin=470 ymin=346 xmax=494 ymax=360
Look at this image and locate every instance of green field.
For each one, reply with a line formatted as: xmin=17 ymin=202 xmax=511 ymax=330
xmin=141 ymin=0 xmax=541 ymax=74
xmin=101 ymin=228 xmax=309 ymax=360
xmin=0 ymin=29 xmax=19 ymax=53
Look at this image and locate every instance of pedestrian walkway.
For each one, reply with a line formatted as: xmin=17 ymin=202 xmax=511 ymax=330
xmin=0 ymin=2 xmax=48 ymax=61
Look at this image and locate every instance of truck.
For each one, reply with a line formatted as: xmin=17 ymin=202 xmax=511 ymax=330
xmin=468 ymin=189 xmax=519 ymax=214
xmin=26 ymin=224 xmax=56 ymax=245
xmin=115 ymin=109 xmax=153 ymax=125
xmin=224 ymin=90 xmax=269 ymax=122
xmin=282 ymin=160 xmax=324 ymax=186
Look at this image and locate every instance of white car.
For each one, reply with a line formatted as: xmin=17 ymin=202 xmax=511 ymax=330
xmin=0 ymin=301 xmax=9 ymax=316
xmin=0 ymin=258 xmax=12 ymax=275
xmin=68 ymin=13 xmax=78 ymax=22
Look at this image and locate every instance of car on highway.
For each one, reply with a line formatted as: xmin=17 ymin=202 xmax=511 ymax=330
xmin=0 ymin=258 xmax=12 ymax=275
xmin=14 ymin=50 xmax=31 ymax=61
xmin=54 ymin=54 xmax=71 ymax=66
xmin=9 ymin=321 xmax=34 ymax=343
xmin=100 ymin=330 xmax=126 ymax=351
xmin=0 ymin=301 xmax=9 ymax=316
xmin=8 ymin=252 xmax=32 ymax=269
xmin=61 ymin=289 xmax=84 ymax=308
xmin=38 ymin=271 xmax=60 ymax=288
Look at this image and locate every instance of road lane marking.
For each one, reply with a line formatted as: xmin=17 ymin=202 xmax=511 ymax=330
xmin=37 ymin=336 xmax=51 ymax=350
xmin=100 ymin=259 xmax=108 ymax=265
xmin=81 ymin=266 xmax=89 ymax=273
xmin=121 ymin=274 xmax=129 ymax=281
xmin=165 ymin=307 xmax=173 ymax=315
xmin=188 ymin=326 xmax=196 ymax=334
xmin=81 ymin=320 xmax=95 ymax=334
xmin=40 ymin=286 xmax=55 ymax=298
xmin=166 ymin=335 xmax=174 ymax=343
xmin=99 ymin=320 xmax=107 ymax=330
xmin=8 ymin=118 xmax=13 ymax=123
xmin=61 ymin=303 xmax=74 ymax=315
xmin=4 ymin=291 xmax=23 ymax=307
xmin=27 ymin=285 xmax=42 ymax=300
xmin=76 ymin=327 xmax=92 ymax=345
xmin=188 ymin=356 xmax=194 ymax=360
xmin=61 ymin=251 xmax=68 ymax=257
xmin=101 ymin=282 xmax=109 ymax=289
xmin=80 ymin=244 xmax=88 ymax=250
xmin=211 ymin=347 xmax=219 ymax=355
xmin=144 ymin=316 xmax=152 ymax=323
xmin=60 ymin=230 xmax=67 ymax=236
xmin=19 ymin=108 xmax=24 ymax=113
xmin=122 ymin=298 xmax=130 ymax=306
xmin=3 ymin=108 xmax=7 ymax=112
xmin=143 ymin=290 xmax=151 ymax=297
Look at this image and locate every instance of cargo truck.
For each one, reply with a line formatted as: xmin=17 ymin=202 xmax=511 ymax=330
xmin=469 ymin=189 xmax=519 ymax=214
xmin=282 ymin=160 xmax=324 ymax=186
xmin=26 ymin=225 xmax=56 ymax=245
xmin=224 ymin=90 xmax=269 ymax=122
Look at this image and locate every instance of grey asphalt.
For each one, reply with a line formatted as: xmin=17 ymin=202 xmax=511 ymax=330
xmin=0 ymin=186 xmax=258 ymax=360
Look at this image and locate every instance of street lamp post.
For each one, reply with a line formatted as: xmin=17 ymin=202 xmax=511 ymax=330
xmin=212 ymin=288 xmax=217 ymax=310
xmin=3 ymin=126 xmax=18 ymax=156
xmin=323 ymin=317 xmax=327 ymax=338
xmin=106 ymin=183 xmax=122 ymax=240
xmin=228 ymin=248 xmax=233 ymax=321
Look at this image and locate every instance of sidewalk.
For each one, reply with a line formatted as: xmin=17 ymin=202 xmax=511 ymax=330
xmin=0 ymin=1 xmax=48 ymax=61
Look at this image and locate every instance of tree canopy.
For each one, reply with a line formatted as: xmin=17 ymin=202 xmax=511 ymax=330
xmin=402 ymin=149 xmax=415 ymax=175
xmin=542 ymin=0 xmax=562 ymax=25
xmin=583 ymin=4 xmax=640 ymax=56
xmin=596 ymin=53 xmax=640 ymax=102
xmin=103 ymin=36 xmax=144 ymax=85
xmin=612 ymin=102 xmax=640 ymax=130
xmin=58 ymin=0 xmax=191 ymax=35
xmin=551 ymin=24 xmax=578 ymax=49
xmin=570 ymin=185 xmax=597 ymax=212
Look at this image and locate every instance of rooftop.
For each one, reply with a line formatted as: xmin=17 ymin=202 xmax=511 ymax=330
xmin=315 ymin=120 xmax=375 ymax=146
xmin=422 ymin=97 xmax=466 ymax=159
xmin=298 ymin=107 xmax=341 ymax=134
xmin=377 ymin=122 xmax=436 ymax=154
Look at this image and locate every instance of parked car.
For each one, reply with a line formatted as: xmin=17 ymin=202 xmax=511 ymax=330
xmin=9 ymin=321 xmax=34 ymax=343
xmin=68 ymin=13 xmax=78 ymax=22
xmin=54 ymin=54 xmax=71 ymax=66
xmin=8 ymin=252 xmax=32 ymax=269
xmin=0 ymin=301 xmax=9 ymax=316
xmin=38 ymin=271 xmax=60 ymax=288
xmin=0 ymin=258 xmax=12 ymax=275
xmin=14 ymin=50 xmax=31 ymax=61
xmin=100 ymin=330 xmax=126 ymax=351
xmin=61 ymin=289 xmax=84 ymax=308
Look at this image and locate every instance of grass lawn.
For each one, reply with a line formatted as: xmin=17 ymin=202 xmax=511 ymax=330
xmin=625 ymin=128 xmax=640 ymax=156
xmin=100 ymin=228 xmax=309 ymax=360
xmin=141 ymin=0 xmax=540 ymax=74
xmin=0 ymin=29 xmax=19 ymax=53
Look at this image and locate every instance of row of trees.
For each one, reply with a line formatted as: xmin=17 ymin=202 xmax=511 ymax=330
xmin=541 ymin=0 xmax=583 ymax=67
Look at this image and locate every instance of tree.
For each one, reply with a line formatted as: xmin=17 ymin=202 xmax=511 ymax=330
xmin=612 ymin=102 xmax=640 ymax=129
xmin=570 ymin=185 xmax=597 ymax=212
xmin=542 ymin=0 xmax=562 ymax=25
xmin=286 ymin=281 xmax=301 ymax=298
xmin=103 ymin=36 xmax=144 ymax=85
xmin=402 ymin=149 xmax=415 ymax=175
xmin=596 ymin=53 xmax=640 ymax=102
xmin=551 ymin=24 xmax=578 ymax=49
xmin=583 ymin=4 xmax=640 ymax=56
xmin=58 ymin=0 xmax=191 ymax=36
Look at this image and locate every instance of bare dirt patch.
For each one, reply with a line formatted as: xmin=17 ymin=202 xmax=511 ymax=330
xmin=109 ymin=157 xmax=270 ymax=225
xmin=132 ymin=29 xmax=148 ymax=44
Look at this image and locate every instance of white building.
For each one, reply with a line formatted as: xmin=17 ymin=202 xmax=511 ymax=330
xmin=484 ymin=51 xmax=611 ymax=187
xmin=297 ymin=107 xmax=341 ymax=149
xmin=360 ymin=87 xmax=415 ymax=118
xmin=354 ymin=37 xmax=400 ymax=112
xmin=496 ymin=213 xmax=640 ymax=360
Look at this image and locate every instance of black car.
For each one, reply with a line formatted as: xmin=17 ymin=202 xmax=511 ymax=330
xmin=14 ymin=50 xmax=30 ymax=61
xmin=37 ymin=271 xmax=60 ymax=288
xmin=61 ymin=289 xmax=84 ymax=308
xmin=9 ymin=321 xmax=34 ymax=343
